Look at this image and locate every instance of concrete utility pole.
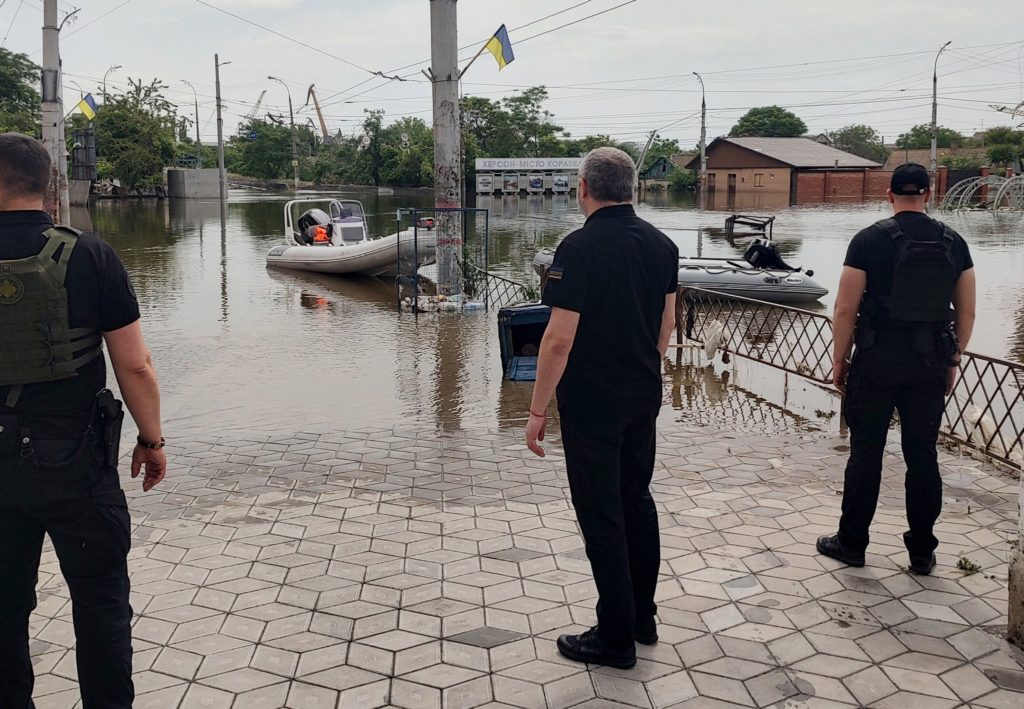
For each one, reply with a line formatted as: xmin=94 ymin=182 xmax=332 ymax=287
xmin=930 ymin=41 xmax=951 ymax=207
xmin=215 ymin=54 xmax=229 ymax=202
xmin=41 ymin=0 xmax=69 ymax=222
xmin=181 ymin=79 xmax=202 ymax=148
xmin=1010 ymin=475 xmax=1024 ymax=646
xmin=428 ymin=0 xmax=463 ymax=297
xmin=269 ymin=76 xmax=299 ymax=191
xmin=694 ymin=72 xmax=708 ymax=198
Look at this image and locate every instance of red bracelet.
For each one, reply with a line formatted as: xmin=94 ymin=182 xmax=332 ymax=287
xmin=529 ymin=409 xmax=547 ymax=418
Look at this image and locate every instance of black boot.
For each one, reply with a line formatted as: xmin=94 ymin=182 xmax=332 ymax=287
xmin=909 ymin=553 xmax=936 ymax=575
xmin=556 ymin=626 xmax=636 ymax=669
xmin=634 ymin=616 xmax=658 ymax=645
xmin=816 ymin=534 xmax=865 ymax=567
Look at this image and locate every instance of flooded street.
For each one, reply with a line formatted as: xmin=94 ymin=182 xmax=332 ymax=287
xmin=75 ymin=190 xmax=1024 ymax=436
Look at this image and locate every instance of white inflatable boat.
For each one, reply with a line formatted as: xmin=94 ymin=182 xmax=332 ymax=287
xmin=533 ymin=238 xmax=828 ymax=304
xmin=266 ymin=199 xmax=437 ymax=277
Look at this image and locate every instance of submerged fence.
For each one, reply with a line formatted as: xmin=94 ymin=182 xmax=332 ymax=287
xmin=678 ymin=287 xmax=1024 ymax=470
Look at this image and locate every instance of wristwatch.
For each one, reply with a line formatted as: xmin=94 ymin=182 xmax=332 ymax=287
xmin=137 ymin=435 xmax=166 ymax=450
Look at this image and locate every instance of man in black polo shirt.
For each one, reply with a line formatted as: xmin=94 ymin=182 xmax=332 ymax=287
xmin=526 ymin=147 xmax=678 ymax=669
xmin=818 ymin=163 xmax=976 ymax=575
xmin=0 ymin=133 xmax=167 ymax=707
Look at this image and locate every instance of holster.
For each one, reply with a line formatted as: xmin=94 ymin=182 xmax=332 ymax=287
xmin=938 ymin=325 xmax=960 ymax=364
xmin=854 ymin=316 xmax=875 ymax=350
xmin=95 ymin=389 xmax=124 ymax=467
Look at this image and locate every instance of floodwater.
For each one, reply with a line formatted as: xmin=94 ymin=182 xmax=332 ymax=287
xmin=72 ymin=189 xmax=1024 ymax=436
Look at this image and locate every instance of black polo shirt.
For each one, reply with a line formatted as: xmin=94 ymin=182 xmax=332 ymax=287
xmin=0 ymin=210 xmax=140 ymax=417
xmin=542 ymin=204 xmax=678 ymax=416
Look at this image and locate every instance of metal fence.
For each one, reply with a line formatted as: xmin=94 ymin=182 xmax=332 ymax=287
xmin=677 ymin=287 xmax=835 ymax=384
xmin=678 ymin=287 xmax=1024 ymax=470
xmin=461 ymin=258 xmax=535 ymax=310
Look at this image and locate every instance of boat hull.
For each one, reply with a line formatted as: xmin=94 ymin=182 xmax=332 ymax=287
xmin=532 ymin=249 xmax=828 ymax=304
xmin=267 ymin=230 xmax=437 ymax=277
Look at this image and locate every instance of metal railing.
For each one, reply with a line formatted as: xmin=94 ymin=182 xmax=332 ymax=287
xmin=677 ymin=287 xmax=835 ymax=384
xmin=678 ymin=287 xmax=1024 ymax=470
xmin=462 ymin=258 xmax=535 ymax=310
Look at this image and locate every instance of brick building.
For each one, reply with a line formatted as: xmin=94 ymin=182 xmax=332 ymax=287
xmin=684 ymin=137 xmax=883 ymax=203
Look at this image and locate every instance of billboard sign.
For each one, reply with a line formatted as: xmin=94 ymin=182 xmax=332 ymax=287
xmin=475 ymin=157 xmax=583 ymax=171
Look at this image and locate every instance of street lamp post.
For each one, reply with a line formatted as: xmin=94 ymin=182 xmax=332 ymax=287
xmin=268 ymin=75 xmax=299 ymax=191
xmin=215 ymin=55 xmax=230 ymax=202
xmin=102 ymin=64 xmax=122 ymax=104
xmin=693 ymin=71 xmax=708 ymax=198
xmin=930 ymin=41 xmax=951 ymax=206
xmin=181 ymin=79 xmax=202 ymax=149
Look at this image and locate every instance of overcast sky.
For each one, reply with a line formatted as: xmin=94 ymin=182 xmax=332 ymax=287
xmin=5 ymin=0 xmax=1024 ymax=148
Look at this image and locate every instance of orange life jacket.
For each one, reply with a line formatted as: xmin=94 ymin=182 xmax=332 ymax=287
xmin=311 ymin=225 xmax=330 ymax=244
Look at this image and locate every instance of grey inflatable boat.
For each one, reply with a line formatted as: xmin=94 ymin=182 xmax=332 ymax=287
xmin=532 ymin=238 xmax=828 ymax=304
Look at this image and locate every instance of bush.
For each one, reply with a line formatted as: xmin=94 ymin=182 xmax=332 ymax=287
xmin=669 ymin=169 xmax=697 ymax=191
xmin=987 ymin=144 xmax=1019 ymax=167
xmin=939 ymin=154 xmax=983 ymax=169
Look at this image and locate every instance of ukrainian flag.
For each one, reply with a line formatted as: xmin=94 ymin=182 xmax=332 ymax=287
xmin=485 ymin=25 xmax=514 ymax=70
xmin=76 ymin=94 xmax=98 ymax=120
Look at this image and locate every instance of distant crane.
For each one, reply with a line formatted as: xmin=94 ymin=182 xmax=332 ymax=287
xmin=235 ymin=89 xmax=268 ymax=136
xmin=238 ymin=90 xmax=268 ymax=133
xmin=304 ymin=85 xmax=331 ymax=143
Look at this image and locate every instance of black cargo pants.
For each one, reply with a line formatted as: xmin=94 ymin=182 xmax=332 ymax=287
xmin=559 ymin=406 xmax=661 ymax=647
xmin=0 ymin=430 xmax=133 ymax=709
xmin=838 ymin=343 xmax=947 ymax=559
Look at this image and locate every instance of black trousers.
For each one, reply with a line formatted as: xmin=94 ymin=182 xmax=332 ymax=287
xmin=0 ymin=437 xmax=133 ymax=709
xmin=838 ymin=344 xmax=947 ymax=558
xmin=559 ymin=406 xmax=661 ymax=647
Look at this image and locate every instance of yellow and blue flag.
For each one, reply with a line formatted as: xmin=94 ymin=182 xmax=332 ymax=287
xmin=76 ymin=94 xmax=98 ymax=120
xmin=485 ymin=25 xmax=514 ymax=70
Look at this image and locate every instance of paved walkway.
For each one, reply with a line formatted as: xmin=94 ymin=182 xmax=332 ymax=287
xmin=30 ymin=420 xmax=1024 ymax=708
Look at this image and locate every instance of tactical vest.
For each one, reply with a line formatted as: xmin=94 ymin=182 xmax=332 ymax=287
xmin=0 ymin=226 xmax=103 ymax=403
xmin=865 ymin=217 xmax=958 ymax=324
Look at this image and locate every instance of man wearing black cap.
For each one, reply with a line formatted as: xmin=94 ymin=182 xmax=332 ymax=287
xmin=817 ymin=162 xmax=976 ymax=575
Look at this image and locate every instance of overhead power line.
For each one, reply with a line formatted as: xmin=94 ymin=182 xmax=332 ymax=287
xmin=1 ymin=0 xmax=25 ymax=48
xmin=190 ymin=0 xmax=405 ymax=81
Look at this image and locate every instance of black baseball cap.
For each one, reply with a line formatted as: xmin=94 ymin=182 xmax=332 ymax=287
xmin=891 ymin=162 xmax=930 ymax=195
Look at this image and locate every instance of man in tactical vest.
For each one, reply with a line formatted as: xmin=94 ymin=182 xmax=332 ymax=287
xmin=0 ymin=133 xmax=166 ymax=707
xmin=818 ymin=163 xmax=976 ymax=575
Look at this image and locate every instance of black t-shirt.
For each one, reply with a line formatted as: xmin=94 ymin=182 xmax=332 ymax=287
xmin=542 ymin=204 xmax=678 ymax=415
xmin=0 ymin=211 xmax=140 ymax=416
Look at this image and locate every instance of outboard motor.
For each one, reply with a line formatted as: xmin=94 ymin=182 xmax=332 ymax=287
xmin=743 ymin=238 xmax=798 ymax=271
xmin=296 ymin=208 xmax=332 ymax=245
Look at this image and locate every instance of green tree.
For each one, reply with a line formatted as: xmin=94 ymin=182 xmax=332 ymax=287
xmin=895 ymin=124 xmax=964 ymax=150
xmin=89 ymin=78 xmax=178 ymax=189
xmin=987 ymin=144 xmax=1020 ymax=167
xmin=562 ymin=134 xmax=638 ymax=159
xmin=982 ymin=126 xmax=1024 ymax=147
xmin=639 ymin=136 xmax=681 ymax=172
xmin=0 ymin=47 xmax=41 ymax=135
xmin=232 ymin=119 xmax=301 ymax=180
xmin=825 ymin=124 xmax=888 ymax=163
xmin=729 ymin=106 xmax=807 ymax=137
xmin=378 ymin=117 xmax=433 ymax=187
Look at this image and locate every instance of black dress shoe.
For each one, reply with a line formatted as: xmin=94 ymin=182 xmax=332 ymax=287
xmin=634 ymin=616 xmax=658 ymax=645
xmin=557 ymin=626 xmax=636 ymax=669
xmin=910 ymin=553 xmax=936 ymax=575
xmin=816 ymin=534 xmax=865 ymax=567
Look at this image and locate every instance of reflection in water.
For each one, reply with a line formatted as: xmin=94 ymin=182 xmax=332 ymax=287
xmin=89 ymin=188 xmax=1021 ymax=437
xmin=664 ymin=353 xmax=837 ymax=435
